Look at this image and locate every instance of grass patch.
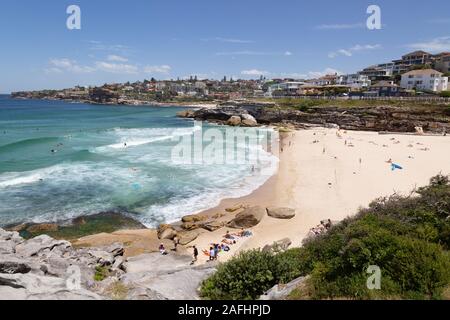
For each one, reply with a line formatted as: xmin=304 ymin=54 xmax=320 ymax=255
xmin=106 ymin=281 xmax=129 ymax=300
xmin=94 ymin=266 xmax=110 ymax=282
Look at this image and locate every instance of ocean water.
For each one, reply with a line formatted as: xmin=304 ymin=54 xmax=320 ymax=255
xmin=0 ymin=95 xmax=278 ymax=227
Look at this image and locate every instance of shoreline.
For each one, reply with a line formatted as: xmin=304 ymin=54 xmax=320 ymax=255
xmin=72 ymin=127 xmax=450 ymax=265
xmin=10 ymin=95 xmax=219 ymax=110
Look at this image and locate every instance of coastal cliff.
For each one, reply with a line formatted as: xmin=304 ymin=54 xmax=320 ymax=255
xmin=178 ymin=101 xmax=450 ymax=133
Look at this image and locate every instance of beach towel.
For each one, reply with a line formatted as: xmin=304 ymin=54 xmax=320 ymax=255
xmin=391 ymin=163 xmax=403 ymax=171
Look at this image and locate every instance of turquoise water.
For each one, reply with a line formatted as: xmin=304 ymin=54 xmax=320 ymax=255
xmin=0 ymin=95 xmax=277 ymax=227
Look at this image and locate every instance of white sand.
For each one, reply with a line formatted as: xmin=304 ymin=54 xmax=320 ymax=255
xmin=191 ymin=128 xmax=450 ymax=263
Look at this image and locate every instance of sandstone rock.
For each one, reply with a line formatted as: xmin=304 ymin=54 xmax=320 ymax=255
xmin=262 ymin=238 xmax=292 ymax=253
xmin=181 ymin=214 xmax=208 ymax=223
xmin=157 ymin=224 xmax=177 ymax=240
xmin=0 ymin=229 xmax=23 ymax=243
xmin=181 ymin=222 xmax=203 ymax=231
xmin=87 ymin=249 xmax=114 ymax=266
xmin=104 ymin=243 xmax=125 ymax=257
xmin=0 ymin=257 xmax=32 ymax=274
xmin=202 ymin=221 xmax=225 ymax=232
xmin=225 ymin=204 xmax=245 ymax=213
xmin=227 ymin=116 xmax=242 ymax=126
xmin=266 ymin=207 xmax=296 ymax=219
xmin=112 ymin=256 xmax=125 ymax=271
xmin=241 ymin=114 xmax=258 ymax=127
xmin=15 ymin=235 xmax=71 ymax=258
xmin=176 ymin=110 xmax=195 ymax=118
xmin=26 ymin=223 xmax=59 ymax=234
xmin=0 ymin=240 xmax=16 ymax=254
xmin=178 ymin=231 xmax=199 ymax=245
xmin=0 ymin=273 xmax=102 ymax=300
xmin=227 ymin=206 xmax=265 ymax=228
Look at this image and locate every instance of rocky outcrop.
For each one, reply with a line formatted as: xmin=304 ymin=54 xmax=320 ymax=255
xmin=0 ymin=228 xmax=125 ymax=300
xmin=178 ymin=103 xmax=450 ymax=133
xmin=266 ymin=207 xmax=296 ymax=219
xmin=120 ymin=253 xmax=216 ymax=300
xmin=181 ymin=214 xmax=208 ymax=223
xmin=0 ymin=228 xmax=216 ymax=300
xmin=227 ymin=206 xmax=265 ymax=228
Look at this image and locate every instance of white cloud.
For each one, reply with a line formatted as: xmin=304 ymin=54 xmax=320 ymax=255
xmin=95 ymin=61 xmax=139 ymax=74
xmin=328 ymin=44 xmax=381 ymax=58
xmin=107 ymin=55 xmax=129 ymax=62
xmin=216 ymin=51 xmax=290 ymax=56
xmin=407 ymin=36 xmax=450 ymax=52
xmin=284 ymin=51 xmax=293 ymax=56
xmin=47 ymin=58 xmax=95 ymax=74
xmin=315 ymin=23 xmax=365 ymax=30
xmin=88 ymin=41 xmax=131 ymax=53
xmin=144 ymin=65 xmax=172 ymax=74
xmin=241 ymin=69 xmax=270 ymax=76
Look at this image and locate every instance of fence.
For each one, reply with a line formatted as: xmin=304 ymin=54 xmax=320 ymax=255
xmin=271 ymin=95 xmax=450 ymax=103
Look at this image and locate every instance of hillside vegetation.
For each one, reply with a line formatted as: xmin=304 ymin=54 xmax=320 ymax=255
xmin=200 ymin=175 xmax=450 ymax=300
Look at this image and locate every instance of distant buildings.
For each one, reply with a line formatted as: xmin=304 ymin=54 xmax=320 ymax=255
xmin=434 ymin=52 xmax=450 ymax=74
xmin=365 ymin=81 xmax=404 ymax=97
xmin=336 ymin=74 xmax=371 ymax=90
xmin=400 ymin=69 xmax=449 ymax=92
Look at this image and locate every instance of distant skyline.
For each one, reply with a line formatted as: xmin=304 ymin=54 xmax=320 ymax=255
xmin=1 ymin=0 xmax=450 ymax=93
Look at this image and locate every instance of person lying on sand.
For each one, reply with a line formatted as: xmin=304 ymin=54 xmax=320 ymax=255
xmin=222 ymin=239 xmax=237 ymax=245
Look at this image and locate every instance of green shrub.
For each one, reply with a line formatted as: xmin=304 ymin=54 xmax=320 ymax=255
xmin=200 ymin=250 xmax=278 ymax=300
xmin=94 ymin=266 xmax=110 ymax=282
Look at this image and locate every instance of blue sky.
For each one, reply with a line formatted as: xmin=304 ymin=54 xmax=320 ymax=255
xmin=0 ymin=0 xmax=449 ymax=93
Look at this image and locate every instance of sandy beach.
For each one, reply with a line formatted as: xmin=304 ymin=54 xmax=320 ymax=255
xmin=75 ymin=128 xmax=450 ymax=263
xmin=188 ymin=128 xmax=450 ymax=263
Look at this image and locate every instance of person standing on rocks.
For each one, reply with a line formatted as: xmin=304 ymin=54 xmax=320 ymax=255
xmin=173 ymin=236 xmax=180 ymax=252
xmin=193 ymin=245 xmax=198 ymax=263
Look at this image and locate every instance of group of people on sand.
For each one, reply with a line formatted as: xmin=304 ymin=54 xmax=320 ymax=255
xmin=201 ymin=229 xmax=253 ymax=262
xmin=309 ymin=219 xmax=332 ymax=237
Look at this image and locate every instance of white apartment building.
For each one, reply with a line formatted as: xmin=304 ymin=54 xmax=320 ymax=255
xmin=267 ymin=81 xmax=305 ymax=96
xmin=400 ymin=69 xmax=448 ymax=92
xmin=337 ymin=74 xmax=371 ymax=89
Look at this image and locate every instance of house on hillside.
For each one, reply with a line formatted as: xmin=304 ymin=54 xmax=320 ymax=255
xmin=400 ymin=69 xmax=448 ymax=92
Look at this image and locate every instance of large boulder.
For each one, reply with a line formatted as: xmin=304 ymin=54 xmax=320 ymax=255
xmin=178 ymin=231 xmax=199 ymax=245
xmin=181 ymin=214 xmax=208 ymax=223
xmin=157 ymin=225 xmax=177 ymax=240
xmin=202 ymin=221 xmax=225 ymax=232
xmin=241 ymin=114 xmax=258 ymax=127
xmin=266 ymin=207 xmax=296 ymax=219
xmin=227 ymin=206 xmax=265 ymax=228
xmin=227 ymin=116 xmax=242 ymax=126
xmin=262 ymin=238 xmax=292 ymax=253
